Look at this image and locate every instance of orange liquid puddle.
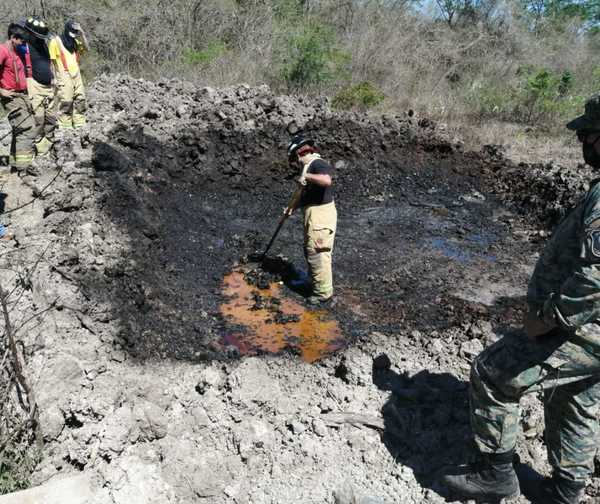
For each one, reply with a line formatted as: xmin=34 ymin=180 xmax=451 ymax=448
xmin=220 ymin=271 xmax=343 ymax=363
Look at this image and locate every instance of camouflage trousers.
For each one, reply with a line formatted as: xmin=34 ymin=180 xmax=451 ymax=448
xmin=471 ymin=328 xmax=600 ymax=482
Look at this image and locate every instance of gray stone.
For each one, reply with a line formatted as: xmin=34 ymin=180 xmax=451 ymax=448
xmin=100 ymin=406 xmax=134 ymax=454
xmin=227 ymin=358 xmax=292 ymax=413
xmin=134 ymin=401 xmax=168 ymax=441
xmin=233 ymin=419 xmax=275 ymax=460
xmin=287 ymin=420 xmax=306 ymax=435
xmin=312 ymin=418 xmax=328 ymax=437
xmin=105 ymin=454 xmax=174 ymax=504
xmin=39 ymin=404 xmax=65 ymax=441
xmin=196 ymin=367 xmax=223 ymax=394
xmin=0 ymin=474 xmax=94 ymax=504
xmin=357 ymin=497 xmax=385 ymax=504
xmin=190 ymin=406 xmax=211 ymax=428
xmin=334 ymin=480 xmax=356 ymax=504
xmin=460 ymin=339 xmax=484 ymax=360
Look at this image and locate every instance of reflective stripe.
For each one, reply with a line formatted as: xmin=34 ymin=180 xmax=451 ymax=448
xmin=35 ymin=137 xmax=53 ymax=155
xmin=72 ymin=114 xmax=86 ymax=128
xmin=59 ymin=45 xmax=69 ymax=72
xmin=9 ymin=153 xmax=34 ymax=168
xmin=58 ymin=115 xmax=75 ymax=129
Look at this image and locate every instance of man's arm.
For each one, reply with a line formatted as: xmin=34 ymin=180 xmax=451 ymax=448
xmin=0 ymin=49 xmax=15 ymax=98
xmin=283 ymin=182 xmax=305 ymax=216
xmin=47 ymin=39 xmax=62 ymax=77
xmin=539 ymin=265 xmax=600 ymax=331
xmin=78 ymin=31 xmax=89 ymax=52
xmin=537 ymin=213 xmax=600 ymax=333
xmin=0 ymin=47 xmax=7 ymax=78
xmin=304 ymin=172 xmax=332 ymax=187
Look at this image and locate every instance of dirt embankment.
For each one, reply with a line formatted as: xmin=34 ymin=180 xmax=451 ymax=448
xmin=0 ymin=75 xmax=598 ymax=503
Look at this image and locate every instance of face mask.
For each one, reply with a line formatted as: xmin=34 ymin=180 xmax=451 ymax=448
xmin=583 ymin=142 xmax=600 ymax=169
xmin=15 ymin=43 xmax=27 ymax=56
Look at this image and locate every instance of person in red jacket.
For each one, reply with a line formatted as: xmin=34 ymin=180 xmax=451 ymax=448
xmin=0 ymin=22 xmax=35 ymax=174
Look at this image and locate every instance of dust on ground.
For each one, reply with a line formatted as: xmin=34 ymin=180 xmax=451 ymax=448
xmin=0 ymin=75 xmax=597 ymax=503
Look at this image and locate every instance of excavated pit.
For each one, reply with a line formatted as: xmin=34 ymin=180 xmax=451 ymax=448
xmin=4 ymin=75 xmax=600 ymax=503
xmin=80 ymin=77 xmax=541 ymax=363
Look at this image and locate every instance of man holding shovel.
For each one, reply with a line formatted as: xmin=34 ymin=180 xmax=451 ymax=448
xmin=285 ymin=135 xmax=337 ymax=305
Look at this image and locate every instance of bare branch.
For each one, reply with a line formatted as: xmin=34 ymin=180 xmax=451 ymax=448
xmin=0 ymin=282 xmax=43 ymax=450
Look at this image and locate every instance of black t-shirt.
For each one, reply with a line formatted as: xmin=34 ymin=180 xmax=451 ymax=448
xmin=28 ymin=40 xmax=52 ymax=86
xmin=300 ymin=158 xmax=334 ymax=207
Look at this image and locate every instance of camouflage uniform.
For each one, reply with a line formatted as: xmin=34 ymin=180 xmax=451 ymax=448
xmin=471 ymin=181 xmax=600 ymax=483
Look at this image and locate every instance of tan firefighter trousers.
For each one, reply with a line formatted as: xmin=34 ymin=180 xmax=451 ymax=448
xmin=56 ymin=72 xmax=86 ymax=129
xmin=1 ymin=93 xmax=35 ymax=171
xmin=27 ymin=77 xmax=57 ymax=156
xmin=303 ymin=201 xmax=337 ymax=299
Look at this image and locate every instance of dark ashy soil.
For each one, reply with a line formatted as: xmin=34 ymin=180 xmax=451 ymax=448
xmin=81 ymin=77 xmax=559 ymax=361
xmin=0 ymin=75 xmax=598 ymax=503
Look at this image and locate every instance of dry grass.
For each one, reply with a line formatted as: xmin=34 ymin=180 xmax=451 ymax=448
xmin=0 ymin=1 xmax=596 ymax=166
xmin=451 ymin=120 xmax=581 ymax=167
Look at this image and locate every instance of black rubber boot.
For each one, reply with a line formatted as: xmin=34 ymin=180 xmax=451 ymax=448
xmin=540 ymin=476 xmax=585 ymax=504
xmin=439 ymin=451 xmax=520 ymax=502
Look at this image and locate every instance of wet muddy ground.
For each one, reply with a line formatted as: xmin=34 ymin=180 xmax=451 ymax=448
xmin=2 ymin=76 xmax=599 ymax=503
xmin=87 ymin=113 xmax=537 ymax=364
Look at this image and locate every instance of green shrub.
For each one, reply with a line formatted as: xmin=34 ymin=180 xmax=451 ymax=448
xmin=466 ymin=81 xmax=513 ymax=117
xmin=0 ymin=465 xmax=29 ymax=494
xmin=183 ymin=41 xmax=228 ymax=67
xmin=467 ymin=67 xmax=586 ymax=125
xmin=516 ymin=67 xmax=575 ymax=122
xmin=558 ymin=70 xmax=573 ymax=96
xmin=0 ymin=448 xmax=41 ymax=495
xmin=331 ymin=82 xmax=385 ymax=110
xmin=591 ymin=67 xmax=600 ymax=89
xmin=279 ymin=23 xmax=349 ymax=89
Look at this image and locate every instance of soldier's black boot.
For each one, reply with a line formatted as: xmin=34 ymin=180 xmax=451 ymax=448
xmin=540 ymin=475 xmax=585 ymax=504
xmin=439 ymin=450 xmax=520 ymax=502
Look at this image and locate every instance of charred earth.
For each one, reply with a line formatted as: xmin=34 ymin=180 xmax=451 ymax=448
xmin=0 ymin=75 xmax=597 ymax=503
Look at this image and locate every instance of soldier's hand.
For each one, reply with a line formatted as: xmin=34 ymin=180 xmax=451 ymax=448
xmin=524 ymin=310 xmax=554 ymax=340
xmin=297 ymin=176 xmax=307 ymax=186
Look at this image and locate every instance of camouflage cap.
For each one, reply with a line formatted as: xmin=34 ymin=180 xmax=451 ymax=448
xmin=567 ymin=93 xmax=600 ymax=132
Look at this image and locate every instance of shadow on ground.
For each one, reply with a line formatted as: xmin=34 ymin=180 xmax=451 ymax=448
xmin=374 ymin=322 xmax=558 ymax=503
xmin=374 ymin=363 xmax=470 ymax=501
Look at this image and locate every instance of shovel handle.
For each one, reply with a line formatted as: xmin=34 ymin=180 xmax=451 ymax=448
xmin=260 ymin=217 xmax=286 ymax=260
xmin=261 ymin=184 xmax=305 ymax=260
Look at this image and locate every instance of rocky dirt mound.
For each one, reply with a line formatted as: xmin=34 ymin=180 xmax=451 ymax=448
xmin=0 ymin=75 xmax=598 ymax=503
xmin=478 ymin=144 xmax=592 ymax=227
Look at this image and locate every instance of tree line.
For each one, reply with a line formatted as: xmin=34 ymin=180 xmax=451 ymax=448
xmin=2 ymin=0 xmax=600 ymax=127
